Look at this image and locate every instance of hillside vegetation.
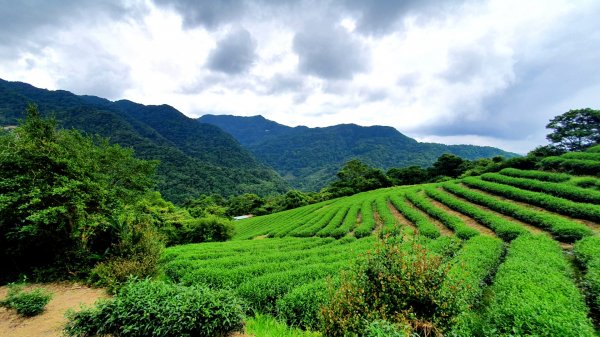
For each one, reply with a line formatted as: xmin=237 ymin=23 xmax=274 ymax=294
xmin=162 ymin=152 xmax=600 ymax=335
xmin=0 ymin=79 xmax=287 ymax=203
xmin=198 ymin=114 xmax=519 ymax=190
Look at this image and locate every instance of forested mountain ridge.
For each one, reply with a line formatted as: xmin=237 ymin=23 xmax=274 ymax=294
xmin=0 ymin=79 xmax=288 ymax=203
xmin=198 ymin=114 xmax=520 ymax=190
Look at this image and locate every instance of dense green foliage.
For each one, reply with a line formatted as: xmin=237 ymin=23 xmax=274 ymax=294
xmin=0 ymin=105 xmax=161 ymax=281
xmin=412 ymin=188 xmax=479 ymax=239
xmin=199 ymin=114 xmax=518 ymax=190
xmin=428 ymin=186 xmax=527 ymax=241
xmin=546 ymin=108 xmax=600 ymax=151
xmin=482 ymin=172 xmax=600 ymax=204
xmin=574 ymin=236 xmax=600 ymax=314
xmin=445 ymin=181 xmax=593 ymax=242
xmin=0 ymin=79 xmax=287 ymax=203
xmin=482 ymin=235 xmax=595 ymax=336
xmin=462 ymin=176 xmax=600 ymax=224
xmin=64 ymin=279 xmax=244 ymax=337
xmin=0 ymin=283 xmax=52 ymax=317
xmin=321 ymin=236 xmax=461 ymax=336
xmin=540 ymin=155 xmax=600 ymax=176
xmin=499 ymin=167 xmax=571 ymax=182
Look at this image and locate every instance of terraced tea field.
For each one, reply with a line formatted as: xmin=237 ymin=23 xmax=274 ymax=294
xmin=162 ymin=159 xmax=600 ymax=335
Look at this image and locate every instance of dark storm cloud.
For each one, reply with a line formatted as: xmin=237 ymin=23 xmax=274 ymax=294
xmin=265 ymin=74 xmax=307 ymax=94
xmin=293 ymin=23 xmax=369 ymax=80
xmin=207 ymin=28 xmax=257 ymax=74
xmin=0 ymin=1 xmax=145 ymax=51
xmin=153 ymin=0 xmax=245 ymax=30
xmin=340 ymin=0 xmax=466 ymax=36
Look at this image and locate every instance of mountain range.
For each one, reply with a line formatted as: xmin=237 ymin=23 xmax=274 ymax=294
xmin=198 ymin=115 xmax=519 ymax=190
xmin=0 ymin=79 xmax=287 ymax=203
xmin=0 ymin=78 xmax=518 ymax=201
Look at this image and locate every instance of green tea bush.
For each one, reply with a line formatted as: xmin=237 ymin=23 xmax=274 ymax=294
xmin=482 ymin=172 xmax=600 ymax=204
xmin=321 ymin=236 xmax=459 ymax=337
xmin=562 ymin=152 xmax=600 ymax=161
xmin=430 ymin=185 xmax=526 ymax=241
xmin=354 ymin=199 xmax=376 ymax=238
xmin=276 ymin=279 xmax=331 ymax=330
xmin=499 ymin=168 xmax=571 ymax=182
xmin=389 ymin=193 xmax=440 ymax=239
xmin=540 ymin=156 xmax=600 ymax=176
xmin=574 ymin=236 xmax=600 ymax=312
xmin=411 ymin=189 xmax=479 ymax=239
xmin=0 ymin=284 xmax=52 ymax=317
xmin=330 ymin=204 xmax=359 ymax=239
xmin=447 ymin=181 xmax=592 ymax=242
xmin=89 ymin=224 xmax=164 ymax=292
xmin=64 ymin=279 xmax=244 ymax=337
xmin=569 ymin=176 xmax=600 ymax=190
xmin=482 ymin=235 xmax=595 ymax=336
xmin=363 ymin=320 xmax=410 ymax=337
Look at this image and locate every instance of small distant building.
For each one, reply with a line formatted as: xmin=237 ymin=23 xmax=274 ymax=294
xmin=233 ymin=214 xmax=253 ymax=221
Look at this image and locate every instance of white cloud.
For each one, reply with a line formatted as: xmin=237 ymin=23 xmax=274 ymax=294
xmin=0 ymin=0 xmax=598 ymax=153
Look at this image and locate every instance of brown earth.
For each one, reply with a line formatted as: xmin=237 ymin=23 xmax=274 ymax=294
xmin=0 ymin=283 xmax=108 ymax=337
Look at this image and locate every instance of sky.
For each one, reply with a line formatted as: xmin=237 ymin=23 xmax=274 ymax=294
xmin=1 ymin=0 xmax=599 ymax=154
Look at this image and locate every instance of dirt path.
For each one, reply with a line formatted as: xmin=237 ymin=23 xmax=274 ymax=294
xmin=427 ymin=196 xmax=497 ymax=237
xmin=0 ymin=283 xmax=108 ymax=337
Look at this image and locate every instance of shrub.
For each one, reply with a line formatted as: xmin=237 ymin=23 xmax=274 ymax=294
xmin=168 ymin=216 xmax=235 ymax=245
xmin=499 ymin=168 xmax=571 ymax=182
xmin=482 ymin=235 xmax=595 ymax=336
xmin=574 ymin=236 xmax=600 ymax=313
xmin=64 ymin=279 xmax=244 ymax=337
xmin=89 ymin=225 xmax=164 ymax=292
xmin=363 ymin=320 xmax=410 ymax=337
xmin=276 ymin=279 xmax=332 ymax=330
xmin=321 ymin=236 xmax=459 ymax=337
xmin=0 ymin=284 xmax=52 ymax=317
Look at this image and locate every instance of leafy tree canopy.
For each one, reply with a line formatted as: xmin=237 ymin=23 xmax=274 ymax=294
xmin=0 ymin=104 xmax=158 ymax=280
xmin=546 ymin=108 xmax=600 ymax=151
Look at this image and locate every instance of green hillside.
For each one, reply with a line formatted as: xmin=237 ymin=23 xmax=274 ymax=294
xmin=198 ymin=114 xmax=519 ymax=190
xmin=0 ymin=79 xmax=287 ymax=203
xmin=163 ymin=157 xmax=600 ymax=335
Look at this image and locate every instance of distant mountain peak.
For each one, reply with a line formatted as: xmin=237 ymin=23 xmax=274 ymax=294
xmin=199 ymin=114 xmax=519 ymax=191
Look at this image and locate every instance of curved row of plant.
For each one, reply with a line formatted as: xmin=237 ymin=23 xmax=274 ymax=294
xmin=389 ymin=193 xmax=440 ymax=238
xmin=407 ymin=189 xmax=479 ymax=239
xmin=498 ymin=167 xmax=571 ymax=182
xmin=484 ymin=172 xmax=600 ymax=204
xmin=446 ymin=181 xmax=593 ymax=242
xmin=425 ymin=187 xmax=526 ymax=241
xmin=574 ymin=236 xmax=600 ymax=314
xmin=481 ymin=234 xmax=595 ymax=336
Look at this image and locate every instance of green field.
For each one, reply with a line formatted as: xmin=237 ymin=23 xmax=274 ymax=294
xmin=162 ymin=166 xmax=600 ymax=335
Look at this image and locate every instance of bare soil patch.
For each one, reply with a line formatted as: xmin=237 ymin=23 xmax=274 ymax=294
xmin=0 ymin=283 xmax=108 ymax=337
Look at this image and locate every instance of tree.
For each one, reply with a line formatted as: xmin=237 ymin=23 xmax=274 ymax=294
xmin=546 ymin=108 xmax=600 ymax=151
xmin=0 ymin=104 xmax=158 ymax=280
xmin=387 ymin=166 xmax=429 ymax=186
xmin=329 ymin=159 xmax=392 ymax=197
xmin=428 ymin=153 xmax=466 ymax=178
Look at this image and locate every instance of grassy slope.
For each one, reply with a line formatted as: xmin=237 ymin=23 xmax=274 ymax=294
xmin=162 ymin=163 xmax=600 ymax=334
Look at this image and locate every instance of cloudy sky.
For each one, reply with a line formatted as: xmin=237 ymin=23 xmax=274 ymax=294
xmin=1 ymin=0 xmax=599 ymax=153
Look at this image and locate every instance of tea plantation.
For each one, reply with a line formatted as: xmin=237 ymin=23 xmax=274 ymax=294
xmin=162 ymin=153 xmax=600 ymax=335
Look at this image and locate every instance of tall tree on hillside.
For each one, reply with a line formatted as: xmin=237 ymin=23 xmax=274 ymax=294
xmin=546 ymin=108 xmax=600 ymax=151
xmin=329 ymin=159 xmax=392 ymax=196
